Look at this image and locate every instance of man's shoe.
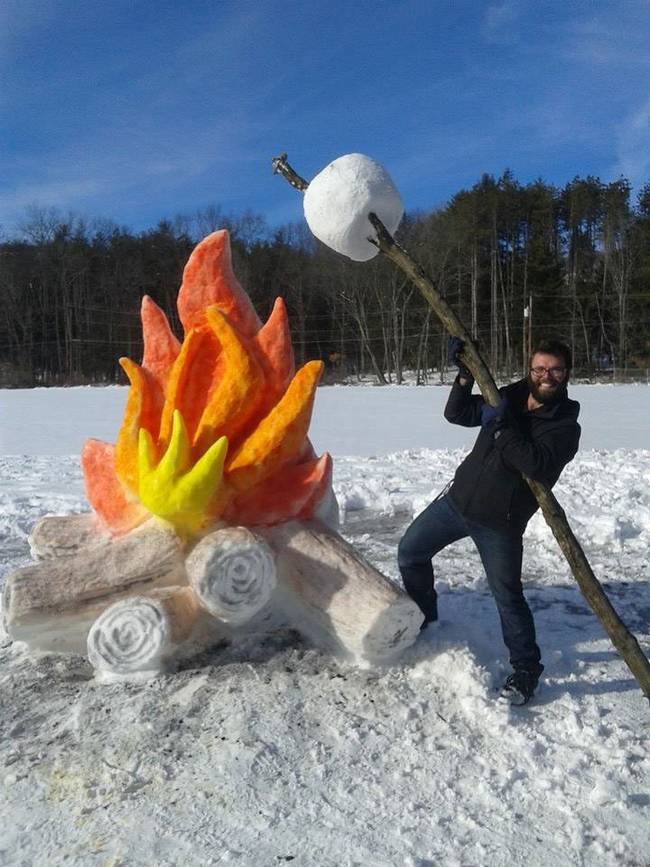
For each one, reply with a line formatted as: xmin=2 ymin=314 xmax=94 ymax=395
xmin=419 ymin=597 xmax=438 ymax=631
xmin=500 ymin=669 xmax=540 ymax=706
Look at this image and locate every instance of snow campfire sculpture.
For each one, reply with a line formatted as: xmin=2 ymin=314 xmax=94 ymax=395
xmin=2 ymin=230 xmax=421 ymax=680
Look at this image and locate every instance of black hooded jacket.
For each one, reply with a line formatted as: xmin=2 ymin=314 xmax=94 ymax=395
xmin=445 ymin=377 xmax=581 ymax=532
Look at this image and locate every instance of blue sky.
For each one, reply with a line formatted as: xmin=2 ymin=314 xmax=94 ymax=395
xmin=2 ymin=0 xmax=650 ymax=235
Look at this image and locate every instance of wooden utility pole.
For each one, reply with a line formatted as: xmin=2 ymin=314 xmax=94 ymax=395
xmin=522 ymin=302 xmax=528 ymax=376
xmin=272 ymin=153 xmax=650 ymax=701
xmin=522 ymin=293 xmax=533 ymax=374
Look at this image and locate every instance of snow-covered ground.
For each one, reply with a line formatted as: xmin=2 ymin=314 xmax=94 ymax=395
xmin=1 ymin=384 xmax=649 ymax=866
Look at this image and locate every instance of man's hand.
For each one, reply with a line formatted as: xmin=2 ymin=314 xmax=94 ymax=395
xmin=448 ymin=336 xmax=472 ymax=378
xmin=481 ymin=397 xmax=508 ymax=430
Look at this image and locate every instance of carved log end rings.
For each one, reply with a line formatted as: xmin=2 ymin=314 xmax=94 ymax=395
xmin=87 ymin=596 xmax=171 ymax=679
xmin=185 ymin=527 xmax=277 ymax=624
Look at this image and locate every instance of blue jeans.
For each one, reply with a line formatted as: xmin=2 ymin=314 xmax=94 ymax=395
xmin=398 ymin=494 xmax=542 ymax=673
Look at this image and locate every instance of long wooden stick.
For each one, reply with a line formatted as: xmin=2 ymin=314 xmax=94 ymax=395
xmin=272 ymin=153 xmax=650 ymax=701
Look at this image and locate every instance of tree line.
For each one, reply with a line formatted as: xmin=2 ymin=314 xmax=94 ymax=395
xmin=1 ymin=172 xmax=650 ymax=387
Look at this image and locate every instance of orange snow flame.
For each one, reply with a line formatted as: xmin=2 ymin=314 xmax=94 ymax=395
xmin=82 ymin=230 xmax=329 ymax=537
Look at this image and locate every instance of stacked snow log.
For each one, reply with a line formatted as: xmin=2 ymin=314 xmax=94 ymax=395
xmin=2 ymin=514 xmax=421 ymax=682
xmin=87 ymin=587 xmax=204 ymax=682
xmin=4 ymin=521 xmax=187 ymax=655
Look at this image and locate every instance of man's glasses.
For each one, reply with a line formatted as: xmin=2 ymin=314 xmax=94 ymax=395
xmin=530 ymin=366 xmax=566 ymax=379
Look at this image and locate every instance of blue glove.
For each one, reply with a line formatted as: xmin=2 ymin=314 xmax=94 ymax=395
xmin=448 ymin=336 xmax=472 ymax=377
xmin=481 ymin=397 xmax=508 ymax=429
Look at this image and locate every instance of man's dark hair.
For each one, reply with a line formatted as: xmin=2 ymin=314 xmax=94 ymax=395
xmin=529 ymin=339 xmax=572 ymax=372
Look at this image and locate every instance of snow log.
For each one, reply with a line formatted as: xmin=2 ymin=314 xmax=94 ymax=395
xmin=185 ymin=526 xmax=277 ymax=624
xmin=87 ymin=586 xmax=210 ymax=681
xmin=259 ymin=520 xmax=421 ymax=663
xmin=29 ymin=512 xmax=108 ymax=559
xmin=2 ymin=520 xmax=186 ymax=654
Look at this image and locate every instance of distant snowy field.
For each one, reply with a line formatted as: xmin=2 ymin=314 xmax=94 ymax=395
xmin=1 ymin=382 xmax=649 ymax=455
xmin=1 ymin=384 xmax=649 ymax=867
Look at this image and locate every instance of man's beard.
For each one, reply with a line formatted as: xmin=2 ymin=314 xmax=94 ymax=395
xmin=527 ymin=375 xmax=568 ymax=405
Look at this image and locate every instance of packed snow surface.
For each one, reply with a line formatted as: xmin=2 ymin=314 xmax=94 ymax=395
xmin=1 ymin=384 xmax=649 ymax=866
xmin=303 ymin=153 xmax=404 ymax=261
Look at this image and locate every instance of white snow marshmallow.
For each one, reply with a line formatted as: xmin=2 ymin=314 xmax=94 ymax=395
xmin=303 ymin=153 xmax=404 ymax=262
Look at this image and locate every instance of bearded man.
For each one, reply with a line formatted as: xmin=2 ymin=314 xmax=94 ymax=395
xmin=398 ymin=339 xmax=581 ymax=705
